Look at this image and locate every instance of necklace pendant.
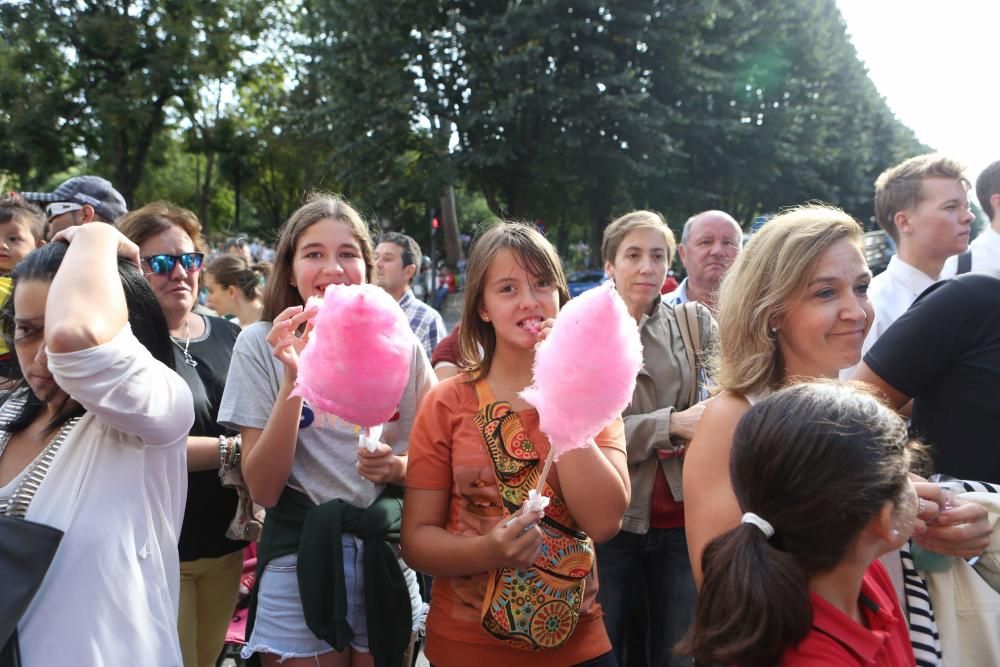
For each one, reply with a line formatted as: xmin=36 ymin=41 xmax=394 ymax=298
xmin=183 ymin=354 xmax=198 ymax=368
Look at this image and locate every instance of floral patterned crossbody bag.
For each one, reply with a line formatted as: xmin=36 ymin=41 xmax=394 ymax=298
xmin=473 ymin=380 xmax=595 ymax=650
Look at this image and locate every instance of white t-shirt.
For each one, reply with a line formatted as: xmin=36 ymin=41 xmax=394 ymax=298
xmin=14 ymin=325 xmax=193 ymax=667
xmin=941 ymin=226 xmax=1000 ymax=278
xmin=218 ymin=321 xmax=435 ymax=507
xmin=861 ymin=255 xmax=938 ymax=358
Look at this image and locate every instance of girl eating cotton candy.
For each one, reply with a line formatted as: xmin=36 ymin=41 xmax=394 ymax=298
xmin=402 ymin=221 xmax=631 ymax=667
xmin=218 ymin=194 xmax=434 ymax=667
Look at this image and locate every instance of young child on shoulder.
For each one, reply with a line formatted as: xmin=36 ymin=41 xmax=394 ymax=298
xmin=403 ymin=221 xmax=631 ymax=667
xmin=0 ymin=197 xmax=45 ymax=380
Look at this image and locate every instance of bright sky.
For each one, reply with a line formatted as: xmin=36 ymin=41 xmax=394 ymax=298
xmin=836 ymin=0 xmax=997 ymax=183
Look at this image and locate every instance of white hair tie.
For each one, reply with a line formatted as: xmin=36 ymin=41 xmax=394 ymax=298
xmin=741 ymin=512 xmax=774 ymax=538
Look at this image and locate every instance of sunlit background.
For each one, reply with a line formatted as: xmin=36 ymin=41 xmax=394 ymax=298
xmin=837 ymin=0 xmax=997 ymax=181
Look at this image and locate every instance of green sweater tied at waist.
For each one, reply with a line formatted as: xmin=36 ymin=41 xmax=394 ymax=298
xmin=247 ymin=485 xmax=411 ymax=667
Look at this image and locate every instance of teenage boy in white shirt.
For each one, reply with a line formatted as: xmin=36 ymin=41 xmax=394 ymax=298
xmin=941 ymin=159 xmax=1000 ymax=277
xmin=861 ymin=154 xmax=973 ymax=357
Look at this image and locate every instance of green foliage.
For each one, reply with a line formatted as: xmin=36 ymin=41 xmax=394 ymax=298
xmin=0 ymin=0 xmax=930 ymax=255
xmin=0 ymin=4 xmax=80 ymax=190
xmin=1 ymin=0 xmax=264 ymax=203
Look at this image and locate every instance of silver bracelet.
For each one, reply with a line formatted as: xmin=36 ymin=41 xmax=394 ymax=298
xmin=228 ymin=435 xmax=241 ymax=469
xmin=218 ymin=435 xmax=229 ymax=476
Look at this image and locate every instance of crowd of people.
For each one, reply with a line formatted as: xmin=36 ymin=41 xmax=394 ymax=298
xmin=1 ymin=152 xmax=999 ymax=667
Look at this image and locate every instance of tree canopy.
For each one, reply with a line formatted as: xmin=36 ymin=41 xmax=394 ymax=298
xmin=1 ymin=0 xmax=927 ymax=264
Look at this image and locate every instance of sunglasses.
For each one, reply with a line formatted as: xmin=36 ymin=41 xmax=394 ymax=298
xmin=141 ymin=253 xmax=205 ymax=275
xmin=45 ymin=202 xmax=83 ymax=221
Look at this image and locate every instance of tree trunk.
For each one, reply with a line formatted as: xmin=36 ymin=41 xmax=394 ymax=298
xmin=588 ymin=176 xmax=613 ymax=267
xmin=556 ymin=210 xmax=570 ymax=258
xmin=439 ymin=184 xmax=463 ymax=265
xmin=199 ymin=149 xmax=215 ymax=229
xmin=234 ymin=163 xmax=242 ymax=229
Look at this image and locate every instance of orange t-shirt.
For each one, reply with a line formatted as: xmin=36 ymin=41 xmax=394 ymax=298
xmin=406 ymin=375 xmax=626 ymax=667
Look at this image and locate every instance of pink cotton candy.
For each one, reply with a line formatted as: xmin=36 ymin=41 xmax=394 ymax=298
xmin=291 ymin=283 xmax=412 ymax=426
xmin=520 ymin=282 xmax=642 ymax=459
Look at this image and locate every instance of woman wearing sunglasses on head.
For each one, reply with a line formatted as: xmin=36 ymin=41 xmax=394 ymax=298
xmin=119 ymin=204 xmax=247 ymax=667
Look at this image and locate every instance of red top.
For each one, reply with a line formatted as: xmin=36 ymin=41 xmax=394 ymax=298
xmin=430 ymin=324 xmax=461 ymax=368
xmin=648 ymin=461 xmax=684 ymax=528
xmin=780 ymin=560 xmax=915 ymax=666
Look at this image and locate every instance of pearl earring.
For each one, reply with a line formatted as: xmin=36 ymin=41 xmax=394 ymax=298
xmin=770 ymin=326 xmax=778 ymax=334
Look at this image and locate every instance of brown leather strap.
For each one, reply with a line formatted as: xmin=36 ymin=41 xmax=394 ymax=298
xmin=674 ymin=302 xmax=701 ymax=407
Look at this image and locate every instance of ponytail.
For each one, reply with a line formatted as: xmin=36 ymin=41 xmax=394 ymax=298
xmin=676 ymin=382 xmax=917 ymax=666
xmin=250 ymin=261 xmax=272 ymax=300
xmin=677 ymin=524 xmax=810 ymax=666
xmin=206 ymin=255 xmax=272 ymax=302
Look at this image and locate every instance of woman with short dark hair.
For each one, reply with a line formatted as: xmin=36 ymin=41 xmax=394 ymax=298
xmin=119 ymin=202 xmax=247 ymax=667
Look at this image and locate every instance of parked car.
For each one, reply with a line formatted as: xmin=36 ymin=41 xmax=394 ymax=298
xmin=567 ymin=269 xmax=608 ymax=297
xmin=863 ymin=229 xmax=894 ymax=276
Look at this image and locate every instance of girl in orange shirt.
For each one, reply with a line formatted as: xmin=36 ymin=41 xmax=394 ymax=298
xmin=403 ymin=221 xmax=630 ymax=667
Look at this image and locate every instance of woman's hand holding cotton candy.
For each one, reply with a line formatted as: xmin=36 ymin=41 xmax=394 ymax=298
xmin=532 ymin=317 xmax=556 ymax=347
xmin=267 ymin=304 xmax=318 ymax=378
xmin=483 ymin=510 xmax=544 ymax=570
xmin=357 ymin=442 xmax=404 ymax=485
xmin=291 ymin=284 xmax=411 ymax=425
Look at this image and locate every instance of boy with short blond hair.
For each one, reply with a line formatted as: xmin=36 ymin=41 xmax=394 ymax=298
xmin=862 ymin=154 xmax=973 ymax=357
xmin=941 ymin=158 xmax=1000 ymax=276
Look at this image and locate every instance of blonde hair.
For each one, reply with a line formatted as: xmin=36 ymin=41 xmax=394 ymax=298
xmin=601 ymin=210 xmax=676 ymax=265
xmin=874 ymin=153 xmax=968 ymax=242
xmin=713 ymin=204 xmax=863 ymax=396
xmin=460 ymin=221 xmax=569 ymax=381
xmin=262 ymin=193 xmax=374 ymax=321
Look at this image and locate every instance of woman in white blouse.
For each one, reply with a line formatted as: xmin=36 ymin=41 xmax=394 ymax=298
xmin=0 ymin=224 xmax=193 ymax=665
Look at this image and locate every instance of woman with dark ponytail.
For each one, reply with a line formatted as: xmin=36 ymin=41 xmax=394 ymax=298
xmin=0 ymin=224 xmax=192 ymax=664
xmin=678 ymin=382 xmax=919 ymax=666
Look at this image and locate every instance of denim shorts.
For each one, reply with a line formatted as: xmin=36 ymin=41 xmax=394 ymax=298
xmin=242 ymin=535 xmax=426 ymax=661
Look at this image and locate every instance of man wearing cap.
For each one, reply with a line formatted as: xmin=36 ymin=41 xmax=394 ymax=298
xmin=21 ymin=175 xmax=128 ymax=241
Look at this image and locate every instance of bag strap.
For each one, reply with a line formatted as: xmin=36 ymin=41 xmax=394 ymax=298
xmin=0 ymin=416 xmax=80 ymax=519
xmin=674 ymin=302 xmax=701 ymax=407
xmin=472 ymin=379 xmax=581 ymax=531
xmin=957 ymin=251 xmax=972 ymax=275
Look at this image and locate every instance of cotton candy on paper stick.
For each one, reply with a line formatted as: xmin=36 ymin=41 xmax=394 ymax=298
xmin=290 ymin=283 xmax=412 ymax=451
xmin=518 ymin=281 xmax=643 ymax=513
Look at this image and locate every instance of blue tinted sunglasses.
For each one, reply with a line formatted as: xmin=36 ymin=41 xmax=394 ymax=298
xmin=141 ymin=252 xmax=205 ymax=275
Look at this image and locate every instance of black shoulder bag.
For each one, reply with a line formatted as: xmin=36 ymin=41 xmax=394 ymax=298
xmin=0 ymin=413 xmax=79 ymax=667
